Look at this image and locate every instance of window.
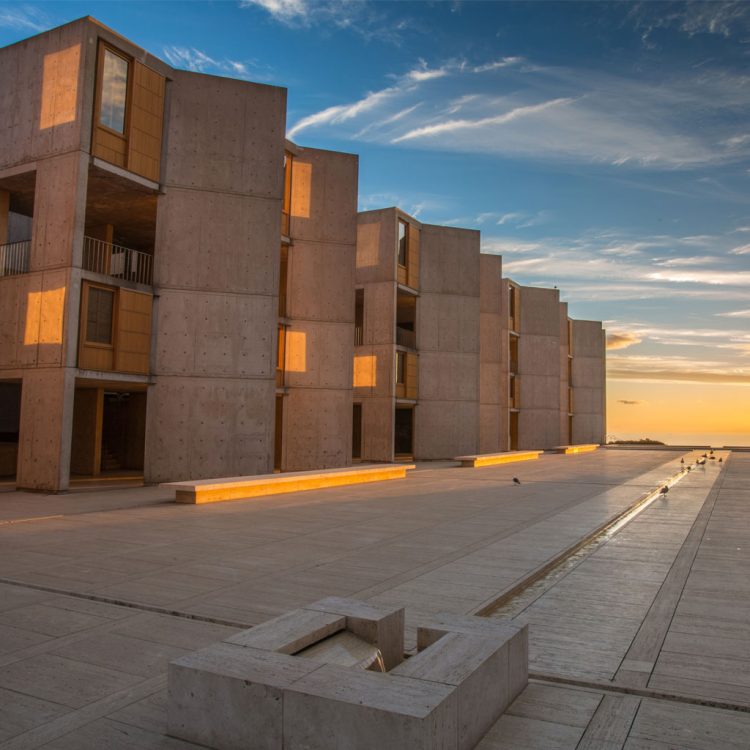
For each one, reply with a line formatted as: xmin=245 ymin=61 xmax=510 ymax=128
xmin=86 ymin=287 xmax=115 ymax=345
xmin=397 ymin=220 xmax=408 ymax=267
xmin=354 ymin=289 xmax=364 ymax=345
xmin=281 ymin=152 xmax=293 ymax=235
xmin=99 ymin=48 xmax=129 ymax=133
xmin=396 ymin=351 xmax=406 ymax=385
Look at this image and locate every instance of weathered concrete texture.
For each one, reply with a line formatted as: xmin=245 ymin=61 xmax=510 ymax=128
xmin=479 ymin=254 xmax=505 ymax=454
xmin=144 ymin=376 xmax=275 ymax=482
xmin=571 ymin=319 xmax=606 ymax=445
xmin=417 ymin=225 xmax=481 ymax=459
xmin=16 ymin=367 xmax=75 ymax=491
xmin=0 ymin=18 xmax=90 ymax=169
xmin=356 ymin=208 xmax=398 ymax=284
xmin=284 ymin=147 xmax=358 ymax=471
xmin=360 ymin=396 xmax=394 ymax=462
xmin=517 ymin=285 xmax=562 ymax=450
xmin=559 ymin=302 xmax=571 ymax=445
xmin=146 ymin=70 xmax=287 ymax=482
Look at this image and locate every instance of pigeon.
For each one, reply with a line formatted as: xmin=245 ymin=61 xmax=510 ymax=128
xmin=719 ymin=457 xmax=723 ymax=463
xmin=660 ymin=486 xmax=669 ymax=496
xmin=680 ymin=458 xmax=685 ymax=464
xmin=709 ymin=455 xmax=716 ymax=460
xmin=512 ymin=477 xmax=521 ymax=486
xmin=710 ymin=449 xmax=714 ymax=455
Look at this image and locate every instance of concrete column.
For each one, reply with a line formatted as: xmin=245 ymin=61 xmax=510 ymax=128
xmin=0 ymin=190 xmax=9 ymax=244
xmin=16 ymin=368 xmax=75 ymax=491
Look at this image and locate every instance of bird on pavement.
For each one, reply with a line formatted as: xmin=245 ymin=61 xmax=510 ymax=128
xmin=660 ymin=486 xmax=669 ymax=496
xmin=680 ymin=458 xmax=685 ymax=464
xmin=512 ymin=477 xmax=521 ymax=485
xmin=719 ymin=457 xmax=723 ymax=463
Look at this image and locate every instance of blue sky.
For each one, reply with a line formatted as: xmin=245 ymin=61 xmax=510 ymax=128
xmin=1 ymin=1 xmax=749 ymax=439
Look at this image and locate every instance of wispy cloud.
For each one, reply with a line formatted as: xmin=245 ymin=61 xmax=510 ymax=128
xmin=240 ymin=0 xmax=414 ymax=44
xmin=162 ymin=46 xmax=273 ymax=81
xmin=607 ymin=332 xmax=642 ymax=351
xmin=617 ymin=399 xmax=643 ymax=405
xmin=716 ymin=308 xmax=750 ymax=318
xmin=0 ymin=5 xmax=51 ymax=32
xmin=282 ymin=51 xmax=750 ymax=168
xmin=607 ymin=353 xmax=750 ymax=385
xmin=393 ymin=97 xmax=574 ymax=143
xmin=730 ymin=243 xmax=750 ymax=255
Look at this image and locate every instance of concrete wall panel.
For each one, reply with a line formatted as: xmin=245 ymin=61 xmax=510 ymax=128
xmin=284 ymin=321 xmax=353 ymax=390
xmin=416 ymin=401 xmax=478 ymax=459
xmin=419 ymin=351 xmax=478 ymax=402
xmin=164 ymin=71 xmax=286 ymax=198
xmin=291 ymin=148 xmax=358 ymax=246
xmin=144 ymin=376 xmax=274 ymax=482
xmin=281 ymin=389 xmax=351 ymax=470
xmin=0 ymin=19 xmax=89 ymax=169
xmin=356 ymin=209 xmax=396 ymax=284
xmin=519 ymin=408 xmax=560 ymax=450
xmin=152 ymin=289 xmax=276 ymax=379
xmin=419 ymin=293 xmax=480 ymax=354
xmin=153 ymin=188 xmax=279 ymax=296
xmin=16 ymin=367 xmax=74 ymax=490
xmin=287 ymin=240 xmax=355 ymax=323
xmin=420 ymin=225 xmax=480 ymax=296
xmin=360 ymin=397 xmax=393 ymax=462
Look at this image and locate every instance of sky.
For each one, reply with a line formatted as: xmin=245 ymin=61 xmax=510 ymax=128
xmin=1 ymin=0 xmax=748 ymax=444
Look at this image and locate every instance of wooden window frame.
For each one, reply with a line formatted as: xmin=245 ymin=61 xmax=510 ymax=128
xmin=82 ymin=282 xmax=117 ymax=350
xmin=397 ymin=219 xmax=408 ymax=269
xmin=396 ymin=350 xmax=406 ymax=385
xmin=94 ymin=42 xmax=133 ymax=142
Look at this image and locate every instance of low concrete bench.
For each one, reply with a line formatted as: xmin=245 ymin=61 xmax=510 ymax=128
xmin=454 ymin=450 xmax=541 ymax=468
xmin=163 ymin=464 xmax=415 ymax=505
xmin=550 ymin=444 xmax=599 ymax=455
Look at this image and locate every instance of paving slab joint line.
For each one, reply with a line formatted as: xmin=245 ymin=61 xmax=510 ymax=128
xmin=529 ymin=672 xmax=750 ymax=714
xmin=0 ymin=577 xmax=253 ymax=630
xmin=472 ymin=462 xmax=694 ymax=618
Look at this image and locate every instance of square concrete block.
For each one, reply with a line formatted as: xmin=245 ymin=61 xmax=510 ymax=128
xmin=283 ymin=663 xmax=458 ymax=750
xmin=225 ymin=609 xmax=345 ymax=654
xmin=305 ymin=596 xmax=405 ymax=669
xmin=392 ymin=632 xmax=510 ymax=750
xmin=416 ymin=613 xmax=528 ymax=703
xmin=168 ymin=641 xmax=321 ymax=750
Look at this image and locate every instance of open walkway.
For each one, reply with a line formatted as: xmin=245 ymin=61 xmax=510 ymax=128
xmin=0 ymin=449 xmax=747 ymax=748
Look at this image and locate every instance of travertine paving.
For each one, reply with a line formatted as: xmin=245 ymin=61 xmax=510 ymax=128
xmin=0 ymin=449 xmax=748 ymax=748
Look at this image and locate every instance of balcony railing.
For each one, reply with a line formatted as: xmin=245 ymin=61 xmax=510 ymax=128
xmin=354 ymin=325 xmax=364 ymax=346
xmin=82 ymin=236 xmax=153 ymax=286
xmin=396 ymin=326 xmax=416 ymax=349
xmin=0 ymin=240 xmax=31 ymax=278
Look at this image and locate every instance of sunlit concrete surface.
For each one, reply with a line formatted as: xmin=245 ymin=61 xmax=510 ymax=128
xmin=0 ymin=449 xmax=748 ymax=748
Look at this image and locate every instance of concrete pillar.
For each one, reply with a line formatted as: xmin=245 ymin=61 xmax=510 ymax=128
xmin=0 ymin=190 xmax=9 ymax=244
xmin=16 ymin=368 xmax=75 ymax=491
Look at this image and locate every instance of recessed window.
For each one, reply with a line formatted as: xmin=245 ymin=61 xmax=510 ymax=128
xmin=397 ymin=220 xmax=408 ymax=267
xmin=86 ymin=287 xmax=114 ymax=345
xmin=99 ymin=48 xmax=129 ymax=133
xmin=396 ymin=351 xmax=406 ymax=384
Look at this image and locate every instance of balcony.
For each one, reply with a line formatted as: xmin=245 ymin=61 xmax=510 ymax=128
xmin=82 ymin=236 xmax=153 ymax=286
xmin=0 ymin=240 xmax=31 ymax=278
xmin=396 ymin=326 xmax=416 ymax=349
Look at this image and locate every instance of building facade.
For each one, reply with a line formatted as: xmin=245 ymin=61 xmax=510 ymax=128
xmin=0 ymin=18 xmax=605 ymax=492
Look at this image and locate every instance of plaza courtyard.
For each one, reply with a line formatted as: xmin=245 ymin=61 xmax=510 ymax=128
xmin=0 ymin=448 xmax=748 ymax=748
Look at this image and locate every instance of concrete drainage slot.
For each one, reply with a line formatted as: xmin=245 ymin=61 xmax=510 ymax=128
xmin=486 ymin=463 xmax=694 ymax=620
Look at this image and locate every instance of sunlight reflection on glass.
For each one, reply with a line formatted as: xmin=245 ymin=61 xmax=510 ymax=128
xmin=100 ymin=49 xmax=128 ymax=133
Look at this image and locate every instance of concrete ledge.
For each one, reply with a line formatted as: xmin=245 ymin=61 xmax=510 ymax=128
xmin=163 ymin=464 xmax=415 ymax=504
xmin=550 ymin=444 xmax=599 ymax=455
xmin=454 ymin=451 xmax=541 ymax=468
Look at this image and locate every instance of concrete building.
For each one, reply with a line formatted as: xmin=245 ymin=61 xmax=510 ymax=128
xmin=0 ymin=18 xmax=604 ymax=492
xmin=0 ymin=17 xmax=356 ymax=492
xmin=353 ymin=208 xmax=606 ymax=461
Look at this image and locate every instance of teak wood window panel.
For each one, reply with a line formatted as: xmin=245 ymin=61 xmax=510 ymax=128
xmin=93 ymin=44 xmax=132 ymax=167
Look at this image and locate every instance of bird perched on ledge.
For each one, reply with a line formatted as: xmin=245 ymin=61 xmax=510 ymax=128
xmin=660 ymin=486 xmax=669 ymax=496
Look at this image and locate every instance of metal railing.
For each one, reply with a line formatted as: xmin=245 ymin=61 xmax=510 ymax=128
xmin=354 ymin=325 xmax=364 ymax=346
xmin=396 ymin=326 xmax=416 ymax=349
xmin=82 ymin=236 xmax=153 ymax=285
xmin=0 ymin=240 xmax=31 ymax=278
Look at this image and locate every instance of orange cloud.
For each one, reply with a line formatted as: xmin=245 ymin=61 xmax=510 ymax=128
xmin=606 ymin=331 xmax=642 ymax=350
